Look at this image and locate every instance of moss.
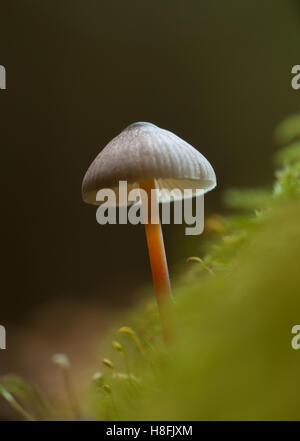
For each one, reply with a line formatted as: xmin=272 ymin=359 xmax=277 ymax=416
xmin=2 ymin=112 xmax=300 ymax=420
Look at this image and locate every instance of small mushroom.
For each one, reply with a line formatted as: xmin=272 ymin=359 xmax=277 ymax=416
xmin=82 ymin=122 xmax=216 ymax=337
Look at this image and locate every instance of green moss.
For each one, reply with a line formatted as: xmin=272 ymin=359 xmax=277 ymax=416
xmin=2 ymin=112 xmax=300 ymax=420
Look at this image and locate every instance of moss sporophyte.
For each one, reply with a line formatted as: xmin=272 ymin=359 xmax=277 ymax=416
xmin=2 ymin=113 xmax=300 ymax=420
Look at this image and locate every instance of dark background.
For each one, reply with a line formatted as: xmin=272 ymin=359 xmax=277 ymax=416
xmin=0 ymin=0 xmax=299 ymax=398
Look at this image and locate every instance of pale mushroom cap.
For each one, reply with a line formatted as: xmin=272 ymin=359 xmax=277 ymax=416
xmin=82 ymin=122 xmax=216 ymax=205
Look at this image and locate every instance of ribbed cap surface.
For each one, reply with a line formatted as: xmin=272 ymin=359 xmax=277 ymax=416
xmin=82 ymin=122 xmax=216 ymax=205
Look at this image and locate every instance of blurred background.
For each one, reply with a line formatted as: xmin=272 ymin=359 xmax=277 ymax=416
xmin=0 ymin=0 xmax=299 ymax=417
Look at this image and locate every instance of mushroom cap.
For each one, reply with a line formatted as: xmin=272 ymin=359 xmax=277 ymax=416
xmin=82 ymin=122 xmax=216 ymax=205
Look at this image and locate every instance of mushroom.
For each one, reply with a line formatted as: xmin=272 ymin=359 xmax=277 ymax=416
xmin=82 ymin=122 xmax=216 ymax=338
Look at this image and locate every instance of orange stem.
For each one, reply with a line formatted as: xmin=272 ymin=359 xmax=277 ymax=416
xmin=139 ymin=179 xmax=172 ymax=333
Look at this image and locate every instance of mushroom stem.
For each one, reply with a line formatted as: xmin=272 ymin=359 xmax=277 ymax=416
xmin=140 ymin=179 xmax=172 ymax=337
